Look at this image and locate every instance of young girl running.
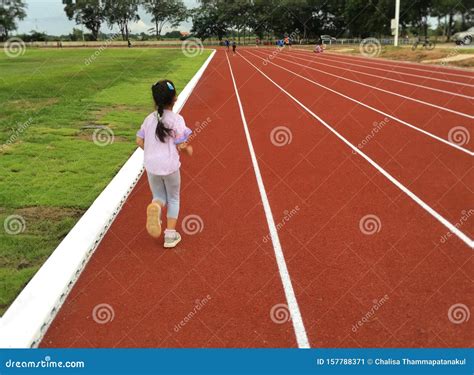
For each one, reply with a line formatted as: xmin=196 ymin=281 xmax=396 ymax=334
xmin=136 ymin=80 xmax=193 ymax=248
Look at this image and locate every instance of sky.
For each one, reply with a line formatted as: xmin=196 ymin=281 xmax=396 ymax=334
xmin=15 ymin=0 xmax=199 ymax=36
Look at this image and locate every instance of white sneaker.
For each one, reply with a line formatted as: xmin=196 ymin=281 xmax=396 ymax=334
xmin=164 ymin=232 xmax=181 ymax=248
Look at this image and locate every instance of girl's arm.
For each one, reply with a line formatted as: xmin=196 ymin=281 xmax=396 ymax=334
xmin=178 ymin=142 xmax=193 ymax=156
xmin=136 ymin=137 xmax=144 ymax=149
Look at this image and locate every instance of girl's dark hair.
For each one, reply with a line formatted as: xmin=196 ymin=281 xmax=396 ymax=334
xmin=152 ymin=79 xmax=176 ymax=142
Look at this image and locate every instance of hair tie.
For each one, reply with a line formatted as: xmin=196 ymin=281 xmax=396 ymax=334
xmin=166 ymin=82 xmax=174 ymax=91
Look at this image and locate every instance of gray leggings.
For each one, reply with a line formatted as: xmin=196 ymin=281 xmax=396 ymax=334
xmin=146 ymin=170 xmax=181 ymax=219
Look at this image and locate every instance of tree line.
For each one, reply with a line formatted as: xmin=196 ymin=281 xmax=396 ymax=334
xmin=0 ymin=0 xmax=187 ymax=41
xmin=191 ymin=0 xmax=474 ymax=42
xmin=1 ymin=0 xmax=473 ymax=43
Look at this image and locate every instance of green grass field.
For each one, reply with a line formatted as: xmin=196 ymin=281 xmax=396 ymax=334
xmin=0 ymin=47 xmax=211 ymax=314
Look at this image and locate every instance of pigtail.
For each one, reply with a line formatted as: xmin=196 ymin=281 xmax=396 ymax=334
xmin=152 ymin=80 xmax=176 ymax=143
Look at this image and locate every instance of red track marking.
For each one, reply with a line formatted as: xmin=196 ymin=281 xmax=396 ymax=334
xmin=290 ymin=49 xmax=474 ymax=88
xmin=248 ymin=49 xmax=473 ymax=149
xmin=240 ymin=49 xmax=472 ymax=238
xmin=280 ymin=50 xmax=473 ymax=102
xmin=226 ymin=49 xmax=473 ymax=346
xmin=317 ymin=50 xmax=474 ymax=79
xmin=287 ymin=49 xmax=474 ymax=97
xmin=40 ymin=52 xmax=299 ymax=348
xmin=225 ymin=52 xmax=309 ymax=348
xmin=253 ymin=49 xmax=473 ymax=118
xmin=39 ymin=49 xmax=472 ymax=349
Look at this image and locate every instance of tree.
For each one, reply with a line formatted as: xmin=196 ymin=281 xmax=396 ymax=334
xmin=63 ymin=0 xmax=104 ymax=41
xmin=191 ymin=0 xmax=229 ymax=41
xmin=69 ymin=27 xmax=84 ymax=41
xmin=143 ymin=0 xmax=187 ymax=40
xmin=103 ymin=0 xmax=140 ymax=41
xmin=0 ymin=0 xmax=27 ymax=41
xmin=343 ymin=0 xmax=394 ymax=38
xmin=163 ymin=30 xmax=183 ymax=38
xmin=432 ymin=0 xmax=472 ymax=40
xmin=249 ymin=0 xmax=274 ymax=39
xmin=225 ymin=0 xmax=252 ymax=43
xmin=400 ymin=0 xmax=432 ymax=38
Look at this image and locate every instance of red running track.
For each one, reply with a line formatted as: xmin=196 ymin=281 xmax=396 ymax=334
xmin=41 ymin=49 xmax=473 ymax=348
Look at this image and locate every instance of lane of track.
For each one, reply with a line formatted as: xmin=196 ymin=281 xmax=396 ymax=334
xmin=40 ymin=52 xmax=300 ymax=348
xmin=251 ymin=49 xmax=473 ymax=119
xmin=289 ymin=48 xmax=474 ymax=90
xmin=279 ymin=49 xmax=473 ymax=103
xmin=227 ymin=49 xmax=473 ymax=347
xmin=287 ymin=49 xmax=474 ymax=98
xmin=315 ymin=50 xmax=474 ymax=79
xmin=247 ymin=51 xmax=474 ymax=150
xmin=241 ymin=49 xmax=473 ymax=239
xmin=38 ymin=49 xmax=473 ymax=349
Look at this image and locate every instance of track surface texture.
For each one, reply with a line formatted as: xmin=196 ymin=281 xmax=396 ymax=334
xmin=41 ymin=48 xmax=473 ymax=348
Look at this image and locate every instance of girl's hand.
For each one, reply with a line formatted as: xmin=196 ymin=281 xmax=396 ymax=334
xmin=186 ymin=145 xmax=193 ymax=156
xmin=178 ymin=142 xmax=193 ymax=156
xmin=136 ymin=137 xmax=144 ymax=149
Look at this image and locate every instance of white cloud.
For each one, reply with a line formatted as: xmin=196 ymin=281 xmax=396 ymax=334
xmin=129 ymin=19 xmax=153 ymax=34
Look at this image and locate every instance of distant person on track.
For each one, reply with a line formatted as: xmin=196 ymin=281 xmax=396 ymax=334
xmin=224 ymin=39 xmax=230 ymax=51
xmin=232 ymin=40 xmax=237 ymax=54
xmin=136 ymin=80 xmax=193 ymax=248
xmin=314 ymin=38 xmax=324 ymax=53
xmin=314 ymin=44 xmax=324 ymax=53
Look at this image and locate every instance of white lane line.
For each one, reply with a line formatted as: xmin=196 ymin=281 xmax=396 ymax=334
xmin=318 ymin=50 xmax=474 ymax=79
xmin=249 ymin=49 xmax=472 ymax=119
xmin=245 ymin=50 xmax=473 ymax=156
xmin=238 ymin=52 xmax=474 ymax=249
xmin=278 ymin=50 xmax=473 ymax=100
xmin=291 ymin=48 xmax=474 ymax=79
xmin=288 ymin=49 xmax=474 ymax=88
xmin=225 ymin=53 xmax=311 ymax=349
